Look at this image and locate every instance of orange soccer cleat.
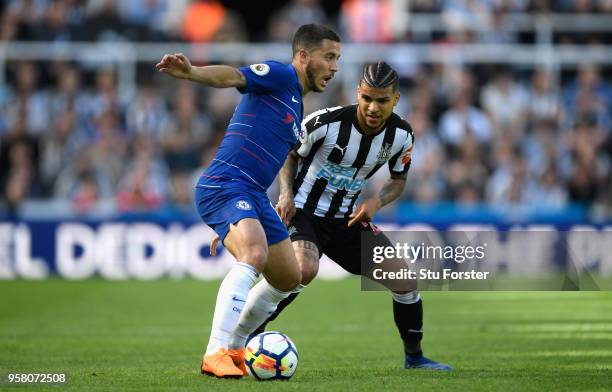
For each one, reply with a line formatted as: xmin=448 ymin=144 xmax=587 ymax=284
xmin=228 ymin=348 xmax=248 ymax=376
xmin=200 ymin=348 xmax=244 ymax=378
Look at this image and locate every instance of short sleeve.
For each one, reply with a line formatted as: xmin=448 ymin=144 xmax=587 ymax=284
xmin=389 ymin=130 xmax=414 ymax=175
xmin=238 ymin=61 xmax=295 ymax=94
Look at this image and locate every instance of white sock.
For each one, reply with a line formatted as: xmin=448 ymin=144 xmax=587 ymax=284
xmin=205 ymin=262 xmax=258 ymax=356
xmin=228 ymin=279 xmax=294 ymax=349
xmin=292 ymin=284 xmax=306 ymax=294
xmin=392 ymin=290 xmax=420 ymax=304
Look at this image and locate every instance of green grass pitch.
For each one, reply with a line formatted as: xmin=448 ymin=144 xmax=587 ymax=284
xmin=1 ymin=278 xmax=611 ymax=391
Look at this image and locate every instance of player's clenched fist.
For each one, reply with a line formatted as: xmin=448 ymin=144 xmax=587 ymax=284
xmin=155 ymin=53 xmax=192 ymax=80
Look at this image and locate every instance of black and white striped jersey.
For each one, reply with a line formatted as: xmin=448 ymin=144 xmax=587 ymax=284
xmin=292 ymin=104 xmax=414 ymax=219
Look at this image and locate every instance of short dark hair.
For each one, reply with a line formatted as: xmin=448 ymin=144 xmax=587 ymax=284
xmin=292 ymin=24 xmax=340 ymax=55
xmin=361 ymin=61 xmax=399 ymax=92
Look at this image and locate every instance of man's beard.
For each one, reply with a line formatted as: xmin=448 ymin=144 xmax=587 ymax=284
xmin=306 ymin=64 xmax=323 ymax=93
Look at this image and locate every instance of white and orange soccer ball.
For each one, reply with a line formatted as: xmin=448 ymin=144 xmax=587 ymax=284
xmin=244 ymin=331 xmax=299 ymax=380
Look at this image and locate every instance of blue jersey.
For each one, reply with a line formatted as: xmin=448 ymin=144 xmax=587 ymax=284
xmin=198 ymin=61 xmax=303 ymax=191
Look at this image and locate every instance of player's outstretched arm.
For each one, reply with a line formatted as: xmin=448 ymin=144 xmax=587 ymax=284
xmin=276 ymin=151 xmax=300 ymax=225
xmin=348 ymin=172 xmax=407 ymax=227
xmin=155 ymin=53 xmax=246 ymax=89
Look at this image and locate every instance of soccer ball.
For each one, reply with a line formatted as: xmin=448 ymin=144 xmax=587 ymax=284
xmin=244 ymin=331 xmax=299 ymax=380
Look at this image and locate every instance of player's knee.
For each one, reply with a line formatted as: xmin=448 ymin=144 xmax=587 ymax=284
xmin=405 ymin=278 xmax=418 ymax=292
xmin=242 ymin=245 xmax=268 ymax=271
xmin=289 ymin=269 xmax=302 ymax=291
xmin=387 ymin=277 xmax=417 ymax=293
xmin=274 ymin=268 xmax=301 ymax=292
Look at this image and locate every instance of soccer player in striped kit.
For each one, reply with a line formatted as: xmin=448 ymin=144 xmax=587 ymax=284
xmin=228 ymin=62 xmax=452 ymax=370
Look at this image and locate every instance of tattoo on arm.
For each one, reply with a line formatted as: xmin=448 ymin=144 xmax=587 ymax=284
xmin=279 ymin=152 xmax=299 ymax=197
xmin=377 ymin=177 xmax=407 ymax=208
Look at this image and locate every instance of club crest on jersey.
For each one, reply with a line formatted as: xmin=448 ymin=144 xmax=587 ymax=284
xmin=249 ymin=63 xmax=270 ymax=76
xmin=376 ymin=143 xmax=392 ymax=164
xmin=235 ymin=200 xmax=252 ymax=210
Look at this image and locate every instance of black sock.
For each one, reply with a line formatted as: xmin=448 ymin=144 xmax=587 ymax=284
xmin=406 ymin=350 xmax=423 ymax=360
xmin=252 ymin=292 xmax=301 ymax=335
xmin=392 ymin=298 xmax=423 ymax=352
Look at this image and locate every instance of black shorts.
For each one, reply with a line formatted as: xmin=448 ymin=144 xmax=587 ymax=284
xmin=288 ymin=208 xmax=393 ymax=276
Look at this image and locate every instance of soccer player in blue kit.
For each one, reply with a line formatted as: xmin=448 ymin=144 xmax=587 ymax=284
xmin=155 ymin=24 xmax=341 ymax=378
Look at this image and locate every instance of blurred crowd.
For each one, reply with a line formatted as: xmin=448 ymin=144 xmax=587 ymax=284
xmin=0 ymin=0 xmax=611 ymax=218
xmin=2 ymin=0 xmax=612 ymax=44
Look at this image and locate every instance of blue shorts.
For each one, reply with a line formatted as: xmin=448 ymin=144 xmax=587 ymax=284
xmin=195 ymin=184 xmax=288 ymax=246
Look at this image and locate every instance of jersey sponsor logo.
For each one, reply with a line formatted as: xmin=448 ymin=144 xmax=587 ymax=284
xmin=376 ymin=142 xmax=392 ymax=164
xmin=235 ymin=200 xmax=252 ymax=210
xmin=401 ymin=145 xmax=414 ymax=165
xmin=249 ymin=63 xmax=270 ymax=76
xmin=316 ymin=161 xmax=365 ymax=192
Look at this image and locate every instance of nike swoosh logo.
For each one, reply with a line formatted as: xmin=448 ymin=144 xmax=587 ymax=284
xmin=291 ymin=96 xmax=299 ymax=103
xmin=232 ymin=296 xmax=246 ymax=303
